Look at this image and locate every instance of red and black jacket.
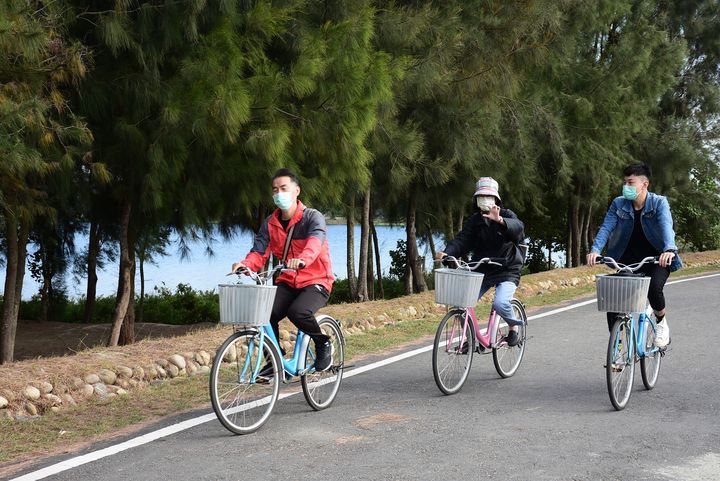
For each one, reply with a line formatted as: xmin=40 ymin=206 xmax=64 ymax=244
xmin=242 ymin=201 xmax=334 ymax=292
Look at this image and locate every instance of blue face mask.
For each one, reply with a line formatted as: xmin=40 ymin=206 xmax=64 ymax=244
xmin=622 ymin=185 xmax=638 ymax=201
xmin=273 ymin=191 xmax=294 ymax=210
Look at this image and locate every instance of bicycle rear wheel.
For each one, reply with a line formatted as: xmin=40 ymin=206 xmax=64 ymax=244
xmin=432 ymin=309 xmax=474 ymax=395
xmin=209 ymin=330 xmax=281 ymax=434
xmin=302 ymin=316 xmax=345 ymax=410
xmin=493 ymin=299 xmax=527 ymax=378
xmin=640 ymin=317 xmax=662 ymax=390
xmin=606 ymin=317 xmax=635 ymax=411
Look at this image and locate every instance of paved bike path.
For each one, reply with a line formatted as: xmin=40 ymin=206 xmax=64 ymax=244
xmin=8 ymin=274 xmax=720 ymax=481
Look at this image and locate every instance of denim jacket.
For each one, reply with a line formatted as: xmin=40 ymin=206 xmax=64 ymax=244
xmin=590 ymin=192 xmax=682 ymax=272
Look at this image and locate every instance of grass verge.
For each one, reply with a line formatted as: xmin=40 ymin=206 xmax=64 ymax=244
xmin=1 ymin=264 xmax=718 ymax=475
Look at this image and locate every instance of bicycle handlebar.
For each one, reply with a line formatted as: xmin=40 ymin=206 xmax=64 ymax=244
xmin=598 ymin=256 xmax=659 ymax=273
xmin=438 ymin=255 xmax=504 ymax=270
xmin=229 ymin=261 xmax=305 ymax=285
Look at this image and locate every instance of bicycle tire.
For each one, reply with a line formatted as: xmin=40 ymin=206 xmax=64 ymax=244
xmin=606 ymin=317 xmax=635 ymax=411
xmin=492 ymin=299 xmax=527 ymax=378
xmin=432 ymin=309 xmax=474 ymax=395
xmin=209 ymin=330 xmax=281 ymax=434
xmin=302 ymin=316 xmax=345 ymax=410
xmin=640 ymin=316 xmax=662 ymax=390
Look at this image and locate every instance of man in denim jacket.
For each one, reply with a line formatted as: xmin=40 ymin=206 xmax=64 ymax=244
xmin=587 ymin=163 xmax=682 ymax=347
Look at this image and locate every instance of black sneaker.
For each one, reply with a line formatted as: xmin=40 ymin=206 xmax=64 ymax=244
xmin=505 ymin=330 xmax=520 ymax=347
xmin=314 ymin=340 xmax=332 ymax=372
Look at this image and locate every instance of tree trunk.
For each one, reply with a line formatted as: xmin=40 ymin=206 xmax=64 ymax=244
xmin=407 ymin=191 xmax=427 ymax=293
xmin=83 ymin=219 xmax=101 ymax=324
xmin=367 ymin=222 xmax=375 ymax=300
xmin=108 ymin=200 xmax=133 ymax=347
xmin=137 ymin=253 xmax=145 ymax=324
xmin=426 ymin=223 xmax=437 ymax=261
xmin=357 ymin=190 xmax=371 ymax=301
xmin=345 ymin=196 xmax=357 ymax=300
xmin=570 ymin=197 xmax=581 ymax=267
xmin=1 ymin=213 xmax=26 ymax=364
xmin=119 ymin=254 xmax=136 ymax=346
xmin=547 ymin=238 xmax=553 ymax=271
xmin=566 ymin=203 xmax=572 ymax=268
xmin=447 ymin=208 xmax=455 ymax=240
xmin=371 ymin=220 xmax=384 ymax=299
xmin=581 ymin=203 xmax=592 ymax=259
xmin=40 ymin=254 xmax=51 ymax=322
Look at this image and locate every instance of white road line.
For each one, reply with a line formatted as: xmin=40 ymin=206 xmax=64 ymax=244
xmin=11 ymin=271 xmax=720 ymax=481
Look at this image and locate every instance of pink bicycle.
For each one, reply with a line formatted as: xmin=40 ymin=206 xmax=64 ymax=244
xmin=432 ymin=256 xmax=528 ymax=395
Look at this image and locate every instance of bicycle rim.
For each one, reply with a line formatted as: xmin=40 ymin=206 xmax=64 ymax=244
xmin=210 ymin=331 xmax=280 ymax=434
xmin=302 ymin=317 xmax=345 ymax=410
xmin=640 ymin=318 xmax=662 ymax=390
xmin=606 ymin=319 xmax=635 ymax=411
xmin=432 ymin=309 xmax=473 ymax=395
xmin=493 ymin=299 xmax=527 ymax=378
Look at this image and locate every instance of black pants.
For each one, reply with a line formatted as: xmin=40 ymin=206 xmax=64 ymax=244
xmin=606 ymin=264 xmax=670 ymax=331
xmin=270 ymin=282 xmax=330 ymax=348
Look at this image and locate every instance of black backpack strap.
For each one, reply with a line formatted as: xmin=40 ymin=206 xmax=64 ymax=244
xmin=280 ymin=224 xmax=295 ymax=265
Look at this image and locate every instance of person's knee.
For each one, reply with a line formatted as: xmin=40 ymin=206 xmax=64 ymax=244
xmin=287 ymin=305 xmax=314 ymax=323
xmin=493 ymin=299 xmax=512 ymax=317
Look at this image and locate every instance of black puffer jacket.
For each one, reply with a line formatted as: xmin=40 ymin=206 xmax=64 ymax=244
xmin=442 ymin=208 xmax=525 ymax=286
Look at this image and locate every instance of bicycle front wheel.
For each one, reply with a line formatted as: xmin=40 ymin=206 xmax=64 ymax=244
xmin=640 ymin=317 xmax=662 ymax=390
xmin=606 ymin=318 xmax=635 ymax=411
xmin=302 ymin=316 xmax=345 ymax=411
xmin=209 ymin=330 xmax=281 ymax=434
xmin=432 ymin=309 xmax=474 ymax=395
xmin=493 ymin=299 xmax=527 ymax=378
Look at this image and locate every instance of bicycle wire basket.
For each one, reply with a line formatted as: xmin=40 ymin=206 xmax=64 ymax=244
xmin=595 ymin=274 xmax=651 ymax=313
xmin=434 ymin=268 xmax=485 ymax=307
xmin=218 ymin=283 xmax=277 ymax=326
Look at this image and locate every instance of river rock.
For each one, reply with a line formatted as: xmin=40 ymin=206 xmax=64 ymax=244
xmin=144 ymin=365 xmax=158 ymax=380
xmin=106 ymin=385 xmax=127 ymax=395
xmin=84 ymin=373 xmax=100 ymax=385
xmin=116 ymin=365 xmax=133 ymax=378
xmin=54 ymin=383 xmax=69 ymax=395
xmin=77 ymin=383 xmax=94 ymax=398
xmin=195 ymin=351 xmax=211 ymax=366
xmin=168 ymin=354 xmax=186 ymax=370
xmin=115 ymin=378 xmax=130 ymax=390
xmin=280 ymin=329 xmax=291 ymax=341
xmin=196 ymin=365 xmax=210 ymax=375
xmin=98 ymin=369 xmax=117 ymax=385
xmin=60 ymin=394 xmax=77 ymax=406
xmin=156 ymin=366 xmax=167 ymax=378
xmin=155 ymin=359 xmax=169 ymax=368
xmin=50 ymin=406 xmax=61 ymax=413
xmin=71 ymin=377 xmax=85 ymax=389
xmin=24 ymin=386 xmax=41 ymax=401
xmin=35 ymin=381 xmax=53 ymax=394
xmin=1 ymin=389 xmax=16 ymax=402
xmin=25 ymin=402 xmax=38 ymax=416
xmin=166 ymin=364 xmax=179 ymax=378
xmin=132 ymin=367 xmax=145 ymax=379
xmin=93 ymin=383 xmax=109 ymax=397
xmin=186 ymin=361 xmax=198 ymax=376
xmin=45 ymin=393 xmax=62 ymax=404
xmin=0 ymin=396 xmax=8 ymax=409
xmin=223 ymin=344 xmax=237 ymax=362
xmin=182 ymin=352 xmax=195 ymax=361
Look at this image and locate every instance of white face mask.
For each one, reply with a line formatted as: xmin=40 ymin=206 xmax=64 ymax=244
xmin=476 ymin=196 xmax=496 ymax=212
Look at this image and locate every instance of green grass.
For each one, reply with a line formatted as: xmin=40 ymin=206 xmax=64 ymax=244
xmin=2 ymin=264 xmax=718 ymax=471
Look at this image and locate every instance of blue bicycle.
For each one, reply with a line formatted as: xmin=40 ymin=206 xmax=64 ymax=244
xmin=596 ymin=256 xmax=666 ymax=411
xmin=209 ymin=264 xmax=345 ymax=434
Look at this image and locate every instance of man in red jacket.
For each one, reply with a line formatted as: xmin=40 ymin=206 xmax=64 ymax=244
xmin=232 ymin=169 xmax=334 ymax=372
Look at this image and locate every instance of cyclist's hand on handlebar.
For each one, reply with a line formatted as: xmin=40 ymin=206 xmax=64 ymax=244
xmin=659 ymin=251 xmax=675 ymax=268
xmin=231 ymin=261 xmax=249 ymax=275
xmin=586 ymin=252 xmax=601 ymax=267
xmin=286 ymin=258 xmax=306 ymax=270
xmin=435 ymin=251 xmax=446 ymax=261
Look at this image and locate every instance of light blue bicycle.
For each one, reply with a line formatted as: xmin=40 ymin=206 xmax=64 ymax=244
xmin=209 ymin=263 xmax=345 ymax=434
xmin=596 ymin=256 xmax=666 ymax=411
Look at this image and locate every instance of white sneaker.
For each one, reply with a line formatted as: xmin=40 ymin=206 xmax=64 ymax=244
xmin=655 ymin=318 xmax=670 ymax=347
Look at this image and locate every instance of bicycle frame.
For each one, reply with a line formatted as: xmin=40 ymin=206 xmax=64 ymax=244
xmin=241 ymin=325 xmax=313 ymax=383
xmin=452 ymin=306 xmax=502 ymax=352
xmin=611 ymin=310 xmax=661 ymax=364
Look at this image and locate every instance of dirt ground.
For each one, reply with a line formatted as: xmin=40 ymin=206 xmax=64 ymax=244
xmin=13 ymin=320 xmax=215 ymax=361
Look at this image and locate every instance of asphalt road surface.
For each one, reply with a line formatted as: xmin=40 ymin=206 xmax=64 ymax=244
xmin=9 ymin=273 xmax=720 ymax=481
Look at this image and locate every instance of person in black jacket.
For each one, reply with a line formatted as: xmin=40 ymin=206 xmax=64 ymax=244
xmin=436 ymin=177 xmax=526 ymax=346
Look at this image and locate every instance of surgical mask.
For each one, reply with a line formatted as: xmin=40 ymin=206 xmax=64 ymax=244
xmin=476 ymin=196 xmax=496 ymax=212
xmin=622 ymin=185 xmax=639 ymax=201
xmin=273 ymin=191 xmax=294 ymax=210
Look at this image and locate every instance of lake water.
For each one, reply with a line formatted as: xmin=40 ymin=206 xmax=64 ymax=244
xmin=2 ymin=225 xmax=443 ymax=300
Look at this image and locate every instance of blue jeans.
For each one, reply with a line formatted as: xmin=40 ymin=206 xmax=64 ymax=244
xmin=478 ymin=280 xmax=522 ymax=327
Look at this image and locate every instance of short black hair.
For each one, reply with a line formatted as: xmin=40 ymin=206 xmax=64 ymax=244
xmin=623 ymin=163 xmax=652 ymax=179
xmin=272 ymin=168 xmax=300 ymax=186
